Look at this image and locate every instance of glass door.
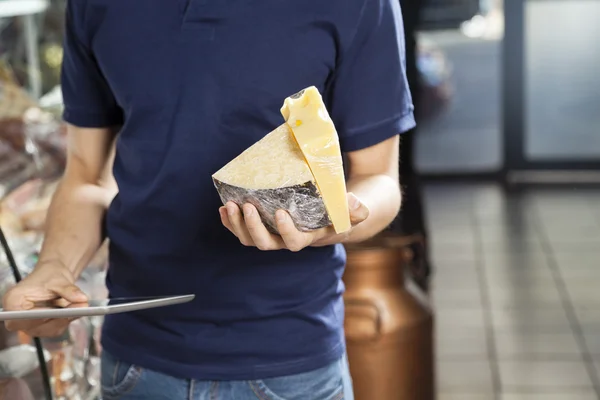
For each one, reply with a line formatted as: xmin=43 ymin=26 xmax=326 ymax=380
xmin=503 ymin=0 xmax=600 ymax=180
xmin=416 ymin=0 xmax=505 ymax=175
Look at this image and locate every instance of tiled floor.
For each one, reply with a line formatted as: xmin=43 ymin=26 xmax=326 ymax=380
xmin=426 ymin=183 xmax=600 ymax=400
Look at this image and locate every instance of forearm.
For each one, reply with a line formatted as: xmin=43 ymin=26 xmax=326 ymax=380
xmin=344 ymin=174 xmax=401 ymax=243
xmin=37 ymin=179 xmax=111 ymax=278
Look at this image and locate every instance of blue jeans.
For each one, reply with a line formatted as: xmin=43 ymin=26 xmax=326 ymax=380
xmin=100 ymin=350 xmax=354 ymax=400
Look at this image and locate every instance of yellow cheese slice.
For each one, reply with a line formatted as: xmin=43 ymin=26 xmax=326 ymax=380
xmin=212 ymin=124 xmax=331 ymax=234
xmin=280 ymin=86 xmax=351 ymax=234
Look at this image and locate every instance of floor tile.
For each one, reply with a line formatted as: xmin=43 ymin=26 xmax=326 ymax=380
xmin=431 ymin=289 xmax=484 ymax=314
xmin=434 ymin=257 xmax=480 ymax=270
xmin=473 ymin=199 xmax=538 ymax=224
xmin=482 ymin=251 xmax=551 ymax=272
xmin=438 ymin=394 xmax=495 ymax=400
xmin=530 ymin=190 xmax=600 ymax=205
xmin=432 ymin=288 xmax=484 ymax=310
xmin=494 ymin=332 xmax=582 ymax=360
xmin=427 ymin=213 xmax=474 ymax=229
xmin=537 ymin=209 xmax=597 ymax=224
xmin=550 ymin=242 xmax=600 ymax=252
xmin=476 ymin=212 xmax=539 ymax=227
xmin=432 ymin=263 xmax=479 ymax=281
xmin=591 ymin=359 xmax=600 ymax=381
xmin=538 ymin=209 xmax=599 ymax=222
xmin=476 ymin=200 xmax=537 ymax=220
xmin=432 ymin=241 xmax=478 ymax=257
xmin=574 ymin=306 xmax=600 ymax=331
xmin=500 ymin=391 xmax=598 ymax=400
xmin=481 ymin=239 xmax=545 ymax=254
xmin=544 ymin=223 xmax=600 ymax=243
xmin=433 ymin=250 xmax=478 ymax=265
xmin=498 ymin=361 xmax=593 ymax=388
xmin=488 ymin=281 xmax=559 ymax=296
xmin=437 ymin=309 xmax=487 ymax=330
xmin=491 ymin=308 xmax=573 ymax=333
xmin=432 ymin=228 xmax=477 ymax=245
xmin=488 ymin=285 xmax=562 ymax=302
xmin=555 ymin=261 xmax=600 ymax=282
xmin=486 ymin=276 xmax=558 ymax=294
xmin=487 ymin=277 xmax=559 ymax=292
xmin=432 ymin=264 xmax=480 ymax=290
xmin=562 ymin=277 xmax=600 ymax=292
xmin=540 ymin=214 xmax=600 ymax=228
xmin=566 ymin=284 xmax=600 ymax=307
xmin=437 ymin=360 xmax=495 ymax=392
xmin=477 ymin=223 xmax=539 ymax=241
xmin=553 ymin=251 xmax=600 ymax=269
xmin=581 ymin=332 xmax=600 ymax=356
xmin=477 ymin=216 xmax=539 ymax=233
xmin=436 ymin=325 xmax=489 ymax=359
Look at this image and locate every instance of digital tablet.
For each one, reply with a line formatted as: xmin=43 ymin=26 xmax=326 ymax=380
xmin=0 ymin=295 xmax=195 ymax=321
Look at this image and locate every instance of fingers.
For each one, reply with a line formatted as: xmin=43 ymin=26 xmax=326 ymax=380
xmin=219 ymin=202 xmax=320 ymax=252
xmin=1 ymin=262 xmax=86 ymax=338
xmin=6 ymin=316 xmax=65 ymax=335
xmin=4 ymin=296 xmax=83 ymax=334
xmin=18 ymin=317 xmax=76 ymax=338
xmin=3 ymin=286 xmax=85 ymax=335
xmin=221 ymin=202 xmax=284 ymax=250
xmin=347 ymin=192 xmax=369 ymax=225
xmin=6 ymin=317 xmax=44 ymax=334
xmin=275 ymin=210 xmax=311 ymax=252
xmin=2 ymin=286 xmax=34 ymax=312
xmin=5 ymin=318 xmax=43 ymax=333
xmin=27 ymin=318 xmax=77 ymax=338
xmin=4 ymin=283 xmax=87 ymax=314
xmin=221 ymin=202 xmax=253 ymax=246
xmin=219 ymin=207 xmax=233 ymax=231
xmin=242 ymin=204 xmax=284 ymax=250
xmin=50 ymin=282 xmax=88 ymax=304
xmin=51 ymin=298 xmax=73 ymax=308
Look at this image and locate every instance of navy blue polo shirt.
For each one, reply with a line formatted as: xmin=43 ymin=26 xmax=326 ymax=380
xmin=61 ymin=0 xmax=415 ymax=380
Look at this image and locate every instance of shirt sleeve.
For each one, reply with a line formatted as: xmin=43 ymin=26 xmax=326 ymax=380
xmin=61 ymin=1 xmax=123 ymax=128
xmin=329 ymin=0 xmax=416 ymax=153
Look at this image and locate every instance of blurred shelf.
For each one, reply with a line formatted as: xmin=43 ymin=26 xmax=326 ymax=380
xmin=0 ymin=0 xmax=49 ymax=18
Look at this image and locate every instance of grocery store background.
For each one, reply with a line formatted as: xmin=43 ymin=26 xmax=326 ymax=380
xmin=1 ymin=0 xmax=600 ymax=399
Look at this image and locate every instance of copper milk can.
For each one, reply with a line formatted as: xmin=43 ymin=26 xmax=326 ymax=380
xmin=343 ymin=237 xmax=435 ymax=400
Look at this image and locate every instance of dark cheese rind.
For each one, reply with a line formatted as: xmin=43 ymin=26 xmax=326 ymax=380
xmin=213 ymin=178 xmax=331 ymax=234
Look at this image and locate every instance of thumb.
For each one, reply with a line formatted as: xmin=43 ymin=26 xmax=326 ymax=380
xmin=347 ymin=192 xmax=369 ymax=225
xmin=51 ymin=283 xmax=88 ymax=304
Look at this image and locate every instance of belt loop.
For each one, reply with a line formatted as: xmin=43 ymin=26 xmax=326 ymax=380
xmin=209 ymin=381 xmax=220 ymax=400
xmin=188 ymin=379 xmax=195 ymax=400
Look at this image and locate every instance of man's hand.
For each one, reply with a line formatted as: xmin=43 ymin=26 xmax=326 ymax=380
xmin=2 ymin=263 xmax=88 ymax=337
xmin=219 ymin=192 xmax=370 ymax=251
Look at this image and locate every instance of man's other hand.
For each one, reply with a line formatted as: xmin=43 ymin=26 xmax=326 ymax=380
xmin=2 ymin=263 xmax=88 ymax=337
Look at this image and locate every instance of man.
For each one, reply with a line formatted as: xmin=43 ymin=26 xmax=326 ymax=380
xmin=3 ymin=0 xmax=414 ymax=398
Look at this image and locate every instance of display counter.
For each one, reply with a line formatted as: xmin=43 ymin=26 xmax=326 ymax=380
xmin=0 ymin=69 xmax=106 ymax=400
xmin=0 ymin=0 xmax=50 ymax=99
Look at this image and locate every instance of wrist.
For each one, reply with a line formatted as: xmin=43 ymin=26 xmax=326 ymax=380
xmin=311 ymin=228 xmax=352 ymax=248
xmin=35 ymin=258 xmax=77 ymax=281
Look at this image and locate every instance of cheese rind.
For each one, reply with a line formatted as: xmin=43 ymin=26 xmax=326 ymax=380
xmin=280 ymin=86 xmax=351 ymax=234
xmin=212 ymin=124 xmax=331 ymax=233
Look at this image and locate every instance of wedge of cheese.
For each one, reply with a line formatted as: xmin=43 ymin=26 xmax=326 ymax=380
xmin=281 ymin=86 xmax=351 ymax=234
xmin=213 ymin=86 xmax=350 ymax=235
xmin=212 ymin=123 xmax=331 ymax=234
